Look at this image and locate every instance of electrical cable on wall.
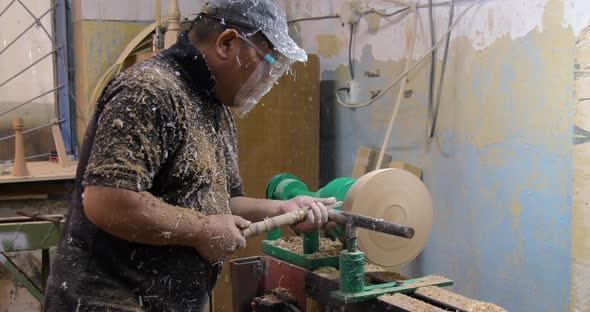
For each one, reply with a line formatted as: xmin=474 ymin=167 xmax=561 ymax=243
xmin=287 ymin=6 xmax=410 ymax=24
xmin=428 ymin=0 xmax=436 ymax=132
xmin=335 ymin=0 xmax=483 ymax=109
xmin=430 ymin=0 xmax=455 ymax=139
xmin=349 ymin=23 xmax=355 ymax=79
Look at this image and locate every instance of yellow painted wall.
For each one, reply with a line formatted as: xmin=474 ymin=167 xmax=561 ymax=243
xmin=73 ymin=20 xmax=149 ymax=147
xmin=573 ymin=23 xmax=590 ymax=312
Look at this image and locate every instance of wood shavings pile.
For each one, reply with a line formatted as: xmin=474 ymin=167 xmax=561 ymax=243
xmin=380 ymin=293 xmax=445 ymax=312
xmin=415 ymin=286 xmax=507 ymax=312
xmin=312 ymin=265 xmax=407 ymax=281
xmin=270 ymin=236 xmax=342 ymax=258
xmin=467 ymin=302 xmax=508 ymax=312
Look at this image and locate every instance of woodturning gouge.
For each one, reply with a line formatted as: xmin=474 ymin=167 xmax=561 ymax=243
xmin=241 ymin=201 xmax=415 ymax=240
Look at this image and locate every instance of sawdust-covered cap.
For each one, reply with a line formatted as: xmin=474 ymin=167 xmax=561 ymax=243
xmin=201 ymin=0 xmax=307 ymax=62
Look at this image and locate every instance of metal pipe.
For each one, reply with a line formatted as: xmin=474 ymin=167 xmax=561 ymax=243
xmin=335 ymin=0 xmax=484 ymax=109
xmin=288 ymin=14 xmax=340 ymax=23
xmin=331 ymin=210 xmax=415 ymax=239
xmin=345 ymin=223 xmax=358 ymax=252
xmin=16 ymin=212 xmax=62 ymax=223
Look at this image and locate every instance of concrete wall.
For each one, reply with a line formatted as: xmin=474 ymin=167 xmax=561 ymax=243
xmin=281 ymin=0 xmax=578 ymax=311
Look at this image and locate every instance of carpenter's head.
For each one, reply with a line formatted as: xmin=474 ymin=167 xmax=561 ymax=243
xmin=188 ymin=0 xmax=307 ymax=117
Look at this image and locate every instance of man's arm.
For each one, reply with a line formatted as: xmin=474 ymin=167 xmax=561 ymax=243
xmin=84 ymin=186 xmax=250 ymax=262
xmin=229 ymin=196 xmax=337 ymax=233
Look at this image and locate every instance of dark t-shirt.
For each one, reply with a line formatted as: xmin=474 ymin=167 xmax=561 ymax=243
xmin=45 ymin=32 xmax=244 ymax=312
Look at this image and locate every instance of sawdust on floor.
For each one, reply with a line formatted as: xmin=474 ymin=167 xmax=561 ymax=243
xmin=380 ymin=293 xmax=446 ymax=312
xmin=270 ymin=236 xmax=342 ymax=258
xmin=415 ymin=286 xmax=507 ymax=312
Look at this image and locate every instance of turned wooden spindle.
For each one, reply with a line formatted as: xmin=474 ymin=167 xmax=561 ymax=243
xmin=12 ymin=117 xmax=29 ymax=176
xmin=164 ymin=0 xmax=180 ymax=48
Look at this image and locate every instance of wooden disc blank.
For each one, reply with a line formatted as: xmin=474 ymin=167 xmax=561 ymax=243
xmin=343 ymin=168 xmax=433 ymax=269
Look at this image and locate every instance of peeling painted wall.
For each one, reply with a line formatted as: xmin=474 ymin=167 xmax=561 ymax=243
xmin=573 ymin=15 xmax=590 ymax=312
xmin=281 ymin=0 xmax=576 ymax=311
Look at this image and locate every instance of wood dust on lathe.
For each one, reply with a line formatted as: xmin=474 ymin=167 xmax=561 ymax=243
xmin=313 ymin=264 xmax=407 ymax=281
xmin=270 ymin=236 xmax=341 ymax=258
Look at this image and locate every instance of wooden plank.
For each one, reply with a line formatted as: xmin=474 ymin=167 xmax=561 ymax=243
xmin=368 ymin=149 xmax=391 ymax=172
xmin=389 ymin=161 xmax=423 ymax=179
xmin=414 ymin=286 xmax=508 ymax=312
xmin=0 ymin=194 xmax=48 ymax=201
xmin=0 ymin=220 xmax=64 ymax=252
xmin=0 ymin=215 xmax=64 ymax=224
xmin=0 ymin=181 xmax=74 ymax=195
xmin=0 ymin=161 xmax=77 ymax=184
xmin=213 ymin=55 xmax=320 ymax=312
xmin=352 ymin=147 xmax=372 ymax=179
xmin=379 ymin=293 xmax=446 ymax=312
xmin=352 ymin=147 xmax=391 ymax=178
xmin=51 ymin=119 xmax=69 ymax=167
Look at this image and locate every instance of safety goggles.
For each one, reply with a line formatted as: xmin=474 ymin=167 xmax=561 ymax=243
xmin=238 ymin=34 xmax=292 ymax=83
xmin=233 ymin=34 xmax=293 ymax=117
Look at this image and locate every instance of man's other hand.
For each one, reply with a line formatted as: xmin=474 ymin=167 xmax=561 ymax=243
xmin=193 ymin=215 xmax=251 ymax=262
xmin=278 ymin=196 xmax=338 ymax=233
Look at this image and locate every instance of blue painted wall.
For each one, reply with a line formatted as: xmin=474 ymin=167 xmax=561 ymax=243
xmin=317 ymin=9 xmax=573 ymax=312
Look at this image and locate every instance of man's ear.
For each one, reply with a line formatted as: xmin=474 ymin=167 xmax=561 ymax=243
xmin=215 ymin=29 xmax=239 ymax=60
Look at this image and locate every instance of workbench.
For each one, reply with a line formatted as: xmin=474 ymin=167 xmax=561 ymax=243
xmin=0 ymin=215 xmax=64 ymax=303
xmin=231 ymin=255 xmax=505 ymax=312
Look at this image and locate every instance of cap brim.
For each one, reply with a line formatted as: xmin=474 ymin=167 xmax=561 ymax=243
xmin=262 ymin=29 xmax=307 ymax=62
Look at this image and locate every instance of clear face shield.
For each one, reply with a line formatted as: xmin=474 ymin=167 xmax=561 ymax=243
xmin=233 ymin=34 xmax=293 ymax=118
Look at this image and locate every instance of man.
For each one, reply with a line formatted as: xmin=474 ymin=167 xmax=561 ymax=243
xmin=45 ymin=1 xmax=335 ymax=311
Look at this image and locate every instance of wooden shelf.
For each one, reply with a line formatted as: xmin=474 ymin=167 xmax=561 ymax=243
xmin=0 ymin=161 xmax=77 ymax=184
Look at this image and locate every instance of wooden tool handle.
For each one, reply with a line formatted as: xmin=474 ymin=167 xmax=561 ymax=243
xmin=241 ymin=201 xmax=343 ymax=238
xmin=242 ymin=210 xmax=307 ymax=238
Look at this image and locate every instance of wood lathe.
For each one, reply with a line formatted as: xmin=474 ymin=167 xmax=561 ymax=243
xmin=231 ymin=169 xmax=507 ymax=312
